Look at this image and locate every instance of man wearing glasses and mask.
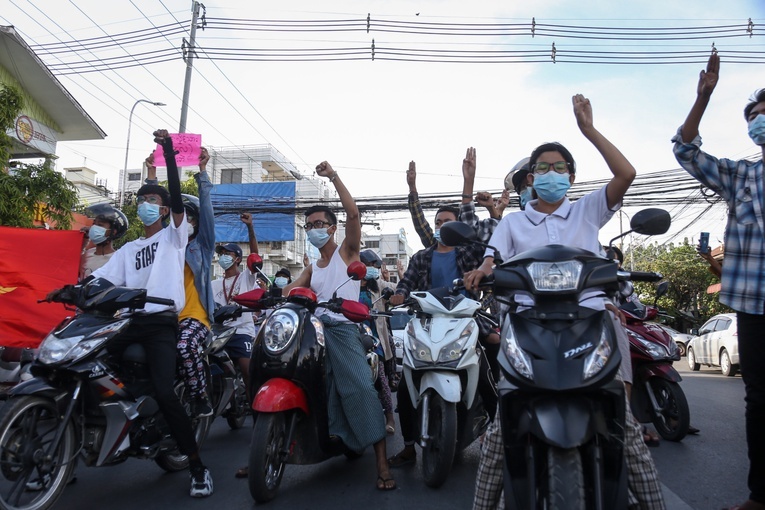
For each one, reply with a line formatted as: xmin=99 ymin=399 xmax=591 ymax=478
xmin=284 ymin=161 xmax=395 ymax=492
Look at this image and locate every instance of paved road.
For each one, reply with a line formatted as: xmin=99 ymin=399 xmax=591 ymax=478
xmin=33 ymin=361 xmax=751 ymax=509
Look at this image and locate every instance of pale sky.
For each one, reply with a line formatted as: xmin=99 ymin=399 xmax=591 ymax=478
xmin=3 ymin=0 xmax=764 ymax=252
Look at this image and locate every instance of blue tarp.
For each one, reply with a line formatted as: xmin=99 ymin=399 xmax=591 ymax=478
xmin=212 ymin=182 xmax=296 ymax=242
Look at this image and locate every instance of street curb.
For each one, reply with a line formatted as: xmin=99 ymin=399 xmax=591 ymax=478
xmin=663 ymin=483 xmax=695 ymax=510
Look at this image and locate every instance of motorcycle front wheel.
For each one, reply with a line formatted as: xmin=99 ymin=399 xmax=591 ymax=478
xmin=249 ymin=412 xmax=287 ymax=503
xmin=421 ymin=393 xmax=457 ymax=488
xmin=546 ymin=447 xmax=585 ymax=510
xmin=0 ymin=396 xmax=77 ymax=510
xmin=648 ymin=378 xmax=690 ymax=442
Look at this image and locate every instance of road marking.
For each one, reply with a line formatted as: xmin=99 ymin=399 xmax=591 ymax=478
xmin=663 ymin=482 xmax=695 ymax=510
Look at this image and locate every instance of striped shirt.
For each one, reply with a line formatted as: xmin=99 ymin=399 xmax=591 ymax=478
xmin=673 ymin=127 xmax=765 ymax=314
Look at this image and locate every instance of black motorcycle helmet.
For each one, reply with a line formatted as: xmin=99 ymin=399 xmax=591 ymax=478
xmin=360 ymin=249 xmax=382 ymax=268
xmin=84 ymin=203 xmax=129 ymax=241
xmin=182 ymin=194 xmax=200 ymax=222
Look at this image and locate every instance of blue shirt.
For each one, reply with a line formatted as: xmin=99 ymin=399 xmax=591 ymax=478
xmin=673 ymin=127 xmax=765 ymax=314
xmin=430 ymin=249 xmax=460 ymax=290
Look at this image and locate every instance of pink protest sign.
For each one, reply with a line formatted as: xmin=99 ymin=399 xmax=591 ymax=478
xmin=153 ymin=133 xmax=202 ymax=167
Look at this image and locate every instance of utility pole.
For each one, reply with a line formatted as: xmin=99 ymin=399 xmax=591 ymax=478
xmin=179 ymin=1 xmax=205 ymax=133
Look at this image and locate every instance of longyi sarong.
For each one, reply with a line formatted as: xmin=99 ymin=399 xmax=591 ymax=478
xmin=321 ymin=316 xmax=386 ymax=451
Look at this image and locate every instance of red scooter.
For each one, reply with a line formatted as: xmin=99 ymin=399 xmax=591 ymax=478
xmin=232 ymin=260 xmax=381 ymax=504
xmin=621 ymin=279 xmax=690 ymax=442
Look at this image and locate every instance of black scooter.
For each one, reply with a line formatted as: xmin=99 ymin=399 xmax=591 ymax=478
xmin=440 ymin=208 xmax=671 ymax=510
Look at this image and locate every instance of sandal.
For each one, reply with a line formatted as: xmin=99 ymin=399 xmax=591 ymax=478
xmin=387 ymin=450 xmax=416 ymax=468
xmin=376 ymin=475 xmax=396 ymax=491
xmin=386 ymin=424 xmax=395 ymax=435
xmin=234 ymin=466 xmax=248 ymax=479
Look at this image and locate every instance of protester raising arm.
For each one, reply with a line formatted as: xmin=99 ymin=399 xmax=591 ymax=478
xmin=407 ymin=161 xmax=437 ymax=248
xmin=153 ymin=130 xmax=185 ymax=228
xmin=241 ymin=212 xmax=259 ymax=255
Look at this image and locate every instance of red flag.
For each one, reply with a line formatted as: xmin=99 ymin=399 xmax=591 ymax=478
xmin=0 ymin=227 xmax=83 ymax=348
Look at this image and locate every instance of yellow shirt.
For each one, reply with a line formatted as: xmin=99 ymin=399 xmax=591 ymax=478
xmin=179 ymin=263 xmax=210 ymax=329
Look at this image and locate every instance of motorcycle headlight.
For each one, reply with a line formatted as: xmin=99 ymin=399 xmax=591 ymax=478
xmin=409 ymin=336 xmax=433 ymax=363
xmin=526 ymin=260 xmax=582 ymax=292
xmin=627 ymin=330 xmax=668 ymax=359
xmin=310 ymin=316 xmax=325 ymax=347
xmin=38 ymin=319 xmax=130 ymax=365
xmin=436 ymin=321 xmax=475 ymax=363
xmin=504 ymin=322 xmax=534 ymax=380
xmin=263 ymin=309 xmax=300 ymax=353
xmin=583 ymin=326 xmax=612 ymax=379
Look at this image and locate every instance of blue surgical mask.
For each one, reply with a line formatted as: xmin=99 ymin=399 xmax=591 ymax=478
xmin=519 ymin=188 xmax=533 ymax=209
xmin=218 ymin=254 xmax=235 ymax=270
xmin=749 ymin=114 xmax=765 ymax=145
xmin=365 ymin=267 xmax=380 ymax=280
xmin=433 ymin=229 xmax=442 ymax=244
xmin=307 ymin=228 xmax=331 ymax=248
xmin=532 ymin=172 xmax=571 ymax=204
xmin=274 ymin=276 xmax=289 ymax=288
xmin=88 ymin=225 xmax=108 ymax=245
xmin=137 ymin=202 xmax=161 ymax=226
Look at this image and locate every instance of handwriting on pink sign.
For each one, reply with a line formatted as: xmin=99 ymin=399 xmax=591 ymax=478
xmin=153 ymin=133 xmax=202 ymax=167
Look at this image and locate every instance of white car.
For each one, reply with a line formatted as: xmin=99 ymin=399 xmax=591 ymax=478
xmin=687 ymin=313 xmax=740 ymax=377
xmin=655 ymin=324 xmax=696 ymax=357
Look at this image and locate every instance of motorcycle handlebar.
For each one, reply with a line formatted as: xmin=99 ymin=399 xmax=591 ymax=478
xmin=625 ymin=271 xmax=663 ymax=282
xmin=145 ymin=296 xmax=176 ymax=306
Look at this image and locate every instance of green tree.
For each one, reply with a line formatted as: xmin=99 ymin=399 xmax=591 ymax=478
xmin=1 ymin=84 xmax=78 ymax=229
xmin=625 ymin=239 xmax=729 ymax=331
xmin=0 ymin=160 xmax=79 ymax=229
xmin=0 ymin=85 xmax=23 ymax=167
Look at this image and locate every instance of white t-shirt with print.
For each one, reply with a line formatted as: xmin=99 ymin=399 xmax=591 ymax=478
xmin=211 ymin=270 xmax=259 ymax=337
xmin=92 ymin=217 xmax=188 ymax=315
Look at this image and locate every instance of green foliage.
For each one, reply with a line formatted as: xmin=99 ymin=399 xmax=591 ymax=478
xmin=115 ymin=172 xmax=199 ymax=248
xmin=0 ymin=85 xmax=24 ymax=169
xmin=625 ymin=239 xmax=730 ymax=331
xmin=0 ymin=159 xmax=78 ymax=229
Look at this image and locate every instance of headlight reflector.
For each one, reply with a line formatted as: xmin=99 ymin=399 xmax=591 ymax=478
xmin=263 ymin=309 xmax=299 ymax=353
xmin=527 ymin=260 xmax=582 ymax=292
xmin=504 ymin=322 xmax=534 ymax=380
xmin=583 ymin=326 xmax=612 ymax=379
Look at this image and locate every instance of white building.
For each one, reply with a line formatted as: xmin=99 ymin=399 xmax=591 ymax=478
xmin=362 ymin=229 xmax=413 ymax=284
xmin=64 ymin=166 xmax=111 ymax=207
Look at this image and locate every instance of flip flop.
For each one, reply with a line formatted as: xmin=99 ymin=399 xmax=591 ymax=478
xmin=376 ymin=475 xmax=396 ymax=491
xmin=386 ymin=424 xmax=395 ymax=435
xmin=387 ymin=451 xmax=416 ymax=468
xmin=234 ymin=466 xmax=248 ymax=479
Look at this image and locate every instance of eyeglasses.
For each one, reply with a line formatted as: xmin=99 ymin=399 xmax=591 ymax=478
xmin=136 ymin=195 xmax=161 ymax=205
xmin=531 ymin=161 xmax=570 ymax=175
xmin=303 ymin=220 xmax=334 ymax=231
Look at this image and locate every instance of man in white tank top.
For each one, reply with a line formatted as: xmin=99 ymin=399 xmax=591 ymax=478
xmin=285 ymin=161 xmax=395 ymax=491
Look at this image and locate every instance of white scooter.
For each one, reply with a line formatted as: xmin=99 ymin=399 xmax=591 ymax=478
xmin=399 ymin=285 xmax=490 ymax=488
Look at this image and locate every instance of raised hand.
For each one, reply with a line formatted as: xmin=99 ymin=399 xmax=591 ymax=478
xmin=697 ymin=52 xmax=720 ymax=100
xmin=406 ymin=161 xmax=417 ymax=192
xmin=152 ymin=129 xmax=173 ymax=153
xmin=315 ymin=161 xmax=336 ymax=179
xmin=199 ymin=147 xmax=210 ymax=170
xmin=475 ymin=191 xmax=494 ymax=208
xmin=462 ymin=147 xmax=476 ymax=181
xmin=144 ymin=152 xmax=157 ymax=180
xmin=572 ymin=94 xmax=593 ymax=131
xmin=240 ymin=212 xmax=253 ymax=226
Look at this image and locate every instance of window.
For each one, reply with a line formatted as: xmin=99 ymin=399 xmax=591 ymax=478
xmin=715 ymin=318 xmax=731 ymax=332
xmin=366 ymin=240 xmax=380 ymax=249
xmin=221 ymin=168 xmax=242 ymax=184
xmin=127 ymin=172 xmax=141 ymax=181
xmin=699 ymin=320 xmax=717 ymax=335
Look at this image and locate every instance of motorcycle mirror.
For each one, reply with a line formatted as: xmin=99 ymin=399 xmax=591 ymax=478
xmin=656 ymin=281 xmax=669 ymax=298
xmin=247 ymin=253 xmax=264 ymax=271
xmin=439 ymin=222 xmax=477 ymax=246
xmin=607 ymin=208 xmax=671 ymax=248
xmin=347 ymin=261 xmax=367 ymax=281
xmin=630 ymin=208 xmax=671 ymax=236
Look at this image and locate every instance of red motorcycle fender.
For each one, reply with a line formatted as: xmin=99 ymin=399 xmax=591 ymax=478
xmin=639 ymin=364 xmax=683 ymax=383
xmin=252 ymin=378 xmax=309 ymax=414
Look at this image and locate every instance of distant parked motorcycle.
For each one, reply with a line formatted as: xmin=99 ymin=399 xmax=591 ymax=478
xmin=621 ymin=279 xmax=690 ymax=442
